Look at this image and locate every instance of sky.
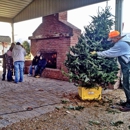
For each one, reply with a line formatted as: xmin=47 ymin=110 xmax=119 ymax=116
xmin=0 ymin=0 xmax=129 ymax=43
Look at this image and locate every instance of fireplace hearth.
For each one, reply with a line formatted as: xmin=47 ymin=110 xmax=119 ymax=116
xmin=40 ymin=50 xmax=57 ymax=69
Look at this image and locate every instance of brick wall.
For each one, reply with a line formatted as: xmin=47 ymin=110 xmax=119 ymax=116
xmin=28 ymin=12 xmax=81 ymax=80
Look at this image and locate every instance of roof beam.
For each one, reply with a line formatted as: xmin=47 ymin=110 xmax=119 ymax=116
xmin=13 ymin=0 xmax=107 ymax=23
xmin=0 ymin=16 xmax=13 ymax=23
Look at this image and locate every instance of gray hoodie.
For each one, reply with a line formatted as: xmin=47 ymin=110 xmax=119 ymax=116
xmin=97 ymin=34 xmax=130 ymax=63
xmin=12 ymin=45 xmax=26 ymax=63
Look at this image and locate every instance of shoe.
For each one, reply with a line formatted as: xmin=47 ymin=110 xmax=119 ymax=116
xmin=19 ymin=81 xmax=23 ymax=82
xmin=14 ymin=81 xmax=18 ymax=84
xmin=7 ymin=80 xmax=12 ymax=82
xmin=116 ymin=101 xmax=128 ymax=106
xmin=2 ymin=79 xmax=5 ymax=81
xmin=28 ymin=74 xmax=31 ymax=76
xmin=119 ymin=106 xmax=130 ymax=112
xmin=35 ymin=75 xmax=40 ymax=78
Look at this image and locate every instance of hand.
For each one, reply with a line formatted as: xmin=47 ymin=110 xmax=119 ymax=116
xmin=90 ymin=51 xmax=97 ymax=55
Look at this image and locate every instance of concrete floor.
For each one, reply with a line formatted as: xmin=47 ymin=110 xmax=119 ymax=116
xmin=0 ymin=70 xmax=77 ymax=128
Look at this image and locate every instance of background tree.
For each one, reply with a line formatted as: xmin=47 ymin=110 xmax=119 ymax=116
xmin=64 ymin=6 xmax=119 ymax=88
xmin=22 ymin=41 xmax=30 ymax=55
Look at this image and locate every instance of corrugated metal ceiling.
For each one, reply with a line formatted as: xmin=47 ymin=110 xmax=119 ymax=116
xmin=0 ymin=0 xmax=33 ymax=18
xmin=0 ymin=0 xmax=107 ymax=23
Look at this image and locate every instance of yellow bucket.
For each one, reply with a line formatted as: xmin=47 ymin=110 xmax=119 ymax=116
xmin=78 ymin=86 xmax=102 ymax=100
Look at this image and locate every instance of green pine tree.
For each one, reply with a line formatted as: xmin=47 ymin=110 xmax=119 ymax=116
xmin=22 ymin=41 xmax=30 ymax=55
xmin=64 ymin=6 xmax=119 ymax=88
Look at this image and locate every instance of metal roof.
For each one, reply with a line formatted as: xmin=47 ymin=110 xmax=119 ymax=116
xmin=0 ymin=0 xmax=33 ymax=22
xmin=0 ymin=36 xmax=11 ymax=43
xmin=0 ymin=0 xmax=33 ymax=18
xmin=0 ymin=0 xmax=107 ymax=23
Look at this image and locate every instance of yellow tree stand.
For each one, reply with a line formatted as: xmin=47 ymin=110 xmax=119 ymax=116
xmin=78 ymin=86 xmax=102 ymax=100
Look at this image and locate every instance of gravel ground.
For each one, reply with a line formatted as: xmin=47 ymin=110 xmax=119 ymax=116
xmin=1 ymin=89 xmax=130 ymax=130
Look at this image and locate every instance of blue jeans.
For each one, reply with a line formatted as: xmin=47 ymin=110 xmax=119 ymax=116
xmin=7 ymin=69 xmax=13 ymax=81
xmin=14 ymin=61 xmax=24 ymax=83
xmin=35 ymin=66 xmax=46 ymax=76
xmin=29 ymin=65 xmax=37 ymax=75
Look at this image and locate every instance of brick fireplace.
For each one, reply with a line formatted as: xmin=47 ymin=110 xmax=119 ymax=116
xmin=28 ymin=12 xmax=81 ymax=80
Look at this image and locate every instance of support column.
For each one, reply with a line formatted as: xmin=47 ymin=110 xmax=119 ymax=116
xmin=115 ymin=0 xmax=124 ymax=89
xmin=11 ymin=23 xmax=14 ymax=43
xmin=115 ymin=0 xmax=124 ymax=35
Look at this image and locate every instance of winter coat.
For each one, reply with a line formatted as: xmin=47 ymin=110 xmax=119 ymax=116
xmin=97 ymin=35 xmax=130 ymax=63
xmin=12 ymin=45 xmax=26 ymax=63
xmin=5 ymin=50 xmax=13 ymax=69
xmin=32 ymin=56 xmax=40 ymax=66
xmin=37 ymin=58 xmax=47 ymax=68
xmin=0 ymin=53 xmax=7 ymax=68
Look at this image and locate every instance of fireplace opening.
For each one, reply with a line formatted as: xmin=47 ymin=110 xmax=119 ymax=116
xmin=41 ymin=52 xmax=57 ymax=69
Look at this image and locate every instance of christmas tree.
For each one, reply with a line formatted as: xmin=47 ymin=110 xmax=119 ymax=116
xmin=64 ymin=6 xmax=119 ymax=88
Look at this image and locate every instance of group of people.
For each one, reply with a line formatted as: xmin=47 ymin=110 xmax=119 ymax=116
xmin=1 ymin=30 xmax=130 ymax=112
xmin=0 ymin=42 xmax=47 ymax=83
xmin=28 ymin=51 xmax=47 ymax=78
xmin=0 ymin=42 xmax=26 ymax=83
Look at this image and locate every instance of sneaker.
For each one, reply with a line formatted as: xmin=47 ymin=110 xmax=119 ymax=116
xmin=28 ymin=74 xmax=32 ymax=77
xmin=19 ymin=81 xmax=23 ymax=82
xmin=7 ymin=80 xmax=12 ymax=82
xmin=119 ymin=106 xmax=130 ymax=112
xmin=116 ymin=101 xmax=128 ymax=106
xmin=35 ymin=75 xmax=40 ymax=78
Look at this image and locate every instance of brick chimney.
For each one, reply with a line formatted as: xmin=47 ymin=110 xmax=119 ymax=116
xmin=58 ymin=12 xmax=67 ymax=21
xmin=28 ymin=12 xmax=81 ymax=80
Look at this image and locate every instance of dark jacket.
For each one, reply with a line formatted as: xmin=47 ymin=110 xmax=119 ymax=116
xmin=37 ymin=58 xmax=47 ymax=68
xmin=5 ymin=50 xmax=13 ymax=70
xmin=32 ymin=56 xmax=40 ymax=66
xmin=0 ymin=54 xmax=7 ymax=68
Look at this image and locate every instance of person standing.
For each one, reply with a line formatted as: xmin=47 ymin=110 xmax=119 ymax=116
xmin=0 ymin=43 xmax=15 ymax=81
xmin=6 ymin=43 xmax=15 ymax=81
xmin=91 ymin=31 xmax=130 ymax=112
xmin=12 ymin=42 xmax=26 ymax=83
xmin=0 ymin=53 xmax=7 ymax=80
